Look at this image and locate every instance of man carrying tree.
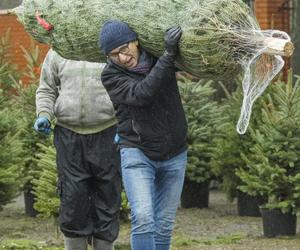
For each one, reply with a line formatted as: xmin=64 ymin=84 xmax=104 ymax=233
xmin=99 ymin=20 xmax=187 ymax=250
xmin=34 ymin=49 xmax=121 ymax=250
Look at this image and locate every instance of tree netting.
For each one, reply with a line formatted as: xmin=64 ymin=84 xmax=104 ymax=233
xmin=13 ymin=0 xmax=293 ymax=134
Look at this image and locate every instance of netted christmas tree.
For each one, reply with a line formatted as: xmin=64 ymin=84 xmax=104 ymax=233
xmin=13 ymin=0 xmax=294 ymax=133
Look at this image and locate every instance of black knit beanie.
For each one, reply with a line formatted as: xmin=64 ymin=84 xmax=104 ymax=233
xmin=99 ymin=20 xmax=137 ymax=55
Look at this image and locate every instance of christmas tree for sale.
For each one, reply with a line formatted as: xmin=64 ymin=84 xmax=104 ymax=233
xmin=32 ymin=143 xmax=59 ymax=219
xmin=179 ymin=78 xmax=223 ymax=208
xmin=13 ymin=0 xmax=294 ymax=133
xmin=0 ymin=91 xmax=24 ymax=209
xmin=11 ymin=45 xmax=52 ymax=195
xmin=180 ymin=79 xmax=221 ymax=184
xmin=237 ymin=72 xmax=300 ymax=213
xmin=8 ymin=44 xmax=52 ymax=216
xmin=211 ymin=83 xmax=264 ymax=201
xmin=0 ymin=30 xmax=20 ymax=95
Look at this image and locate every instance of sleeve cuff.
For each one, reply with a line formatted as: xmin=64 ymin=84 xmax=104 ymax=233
xmin=38 ymin=112 xmax=51 ymax=121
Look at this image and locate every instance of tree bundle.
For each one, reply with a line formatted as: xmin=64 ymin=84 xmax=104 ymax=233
xmin=13 ymin=0 xmax=270 ymax=77
xmin=14 ymin=0 xmax=294 ymax=133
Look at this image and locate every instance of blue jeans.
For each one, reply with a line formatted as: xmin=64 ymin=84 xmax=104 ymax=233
xmin=120 ymin=148 xmax=187 ymax=250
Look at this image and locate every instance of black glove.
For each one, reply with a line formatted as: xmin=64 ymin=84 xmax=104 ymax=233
xmin=164 ymin=26 xmax=182 ymax=61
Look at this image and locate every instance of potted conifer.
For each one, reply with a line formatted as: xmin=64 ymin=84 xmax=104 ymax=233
xmin=237 ymin=71 xmax=300 ymax=237
xmin=179 ymin=78 xmax=222 ymax=208
xmin=0 ymin=32 xmax=24 ymax=210
xmin=211 ymin=82 xmax=267 ymax=216
xmin=0 ymin=90 xmax=24 ymax=210
xmin=11 ymin=45 xmax=52 ymax=217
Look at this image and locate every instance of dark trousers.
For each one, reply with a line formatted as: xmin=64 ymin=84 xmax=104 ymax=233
xmin=54 ymin=125 xmax=121 ymax=242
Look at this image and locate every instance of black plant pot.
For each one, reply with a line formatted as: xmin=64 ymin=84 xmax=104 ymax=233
xmin=237 ymin=191 xmax=267 ymax=217
xmin=261 ymin=208 xmax=297 ymax=237
xmin=24 ymin=188 xmax=38 ymax=217
xmin=181 ymin=179 xmax=209 ymax=208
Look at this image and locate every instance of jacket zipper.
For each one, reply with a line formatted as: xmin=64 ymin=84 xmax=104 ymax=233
xmin=131 ymin=120 xmax=142 ymax=143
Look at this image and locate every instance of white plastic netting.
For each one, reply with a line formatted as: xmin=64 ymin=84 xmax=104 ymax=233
xmin=13 ymin=0 xmax=293 ymax=134
xmin=235 ymin=30 xmax=290 ymax=134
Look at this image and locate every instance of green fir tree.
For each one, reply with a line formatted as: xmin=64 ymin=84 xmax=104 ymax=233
xmin=0 ymin=90 xmax=24 ymax=209
xmin=11 ymin=44 xmax=52 ymax=195
xmin=32 ymin=143 xmax=59 ymax=219
xmin=179 ymin=78 xmax=223 ymax=184
xmin=237 ymin=71 xmax=300 ymax=213
xmin=211 ymin=77 xmax=266 ymax=201
xmin=0 ymin=29 xmax=20 ymax=96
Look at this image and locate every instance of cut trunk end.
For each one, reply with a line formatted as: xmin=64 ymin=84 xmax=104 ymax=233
xmin=8 ymin=6 xmax=23 ymax=16
xmin=264 ymin=37 xmax=294 ymax=57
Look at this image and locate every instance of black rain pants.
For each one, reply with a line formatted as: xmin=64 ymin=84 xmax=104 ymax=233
xmin=53 ymin=125 xmax=121 ymax=242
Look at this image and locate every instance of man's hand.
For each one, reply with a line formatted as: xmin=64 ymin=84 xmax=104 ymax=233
xmin=164 ymin=26 xmax=182 ymax=60
xmin=33 ymin=117 xmax=51 ymax=135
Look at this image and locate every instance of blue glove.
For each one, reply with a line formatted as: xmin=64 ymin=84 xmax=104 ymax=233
xmin=33 ymin=117 xmax=51 ymax=135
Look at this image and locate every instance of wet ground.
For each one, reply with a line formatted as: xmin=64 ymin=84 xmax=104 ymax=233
xmin=1 ymin=190 xmax=300 ymax=249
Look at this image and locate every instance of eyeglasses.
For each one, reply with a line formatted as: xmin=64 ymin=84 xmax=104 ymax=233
xmin=108 ymin=43 xmax=130 ymax=61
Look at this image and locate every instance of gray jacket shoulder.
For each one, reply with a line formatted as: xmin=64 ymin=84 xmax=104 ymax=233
xmin=36 ymin=49 xmax=115 ymax=130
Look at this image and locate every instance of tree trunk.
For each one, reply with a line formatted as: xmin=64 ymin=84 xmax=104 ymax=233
xmin=24 ymin=187 xmax=38 ymax=217
xmin=263 ymin=38 xmax=294 ymax=57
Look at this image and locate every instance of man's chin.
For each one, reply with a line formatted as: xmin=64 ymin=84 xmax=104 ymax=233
xmin=127 ymin=60 xmax=137 ymax=68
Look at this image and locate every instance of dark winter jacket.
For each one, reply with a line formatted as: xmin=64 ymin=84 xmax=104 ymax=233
xmin=101 ymin=51 xmax=187 ymax=160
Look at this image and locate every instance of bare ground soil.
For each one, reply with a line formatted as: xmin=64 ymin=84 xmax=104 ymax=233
xmin=1 ymin=190 xmax=300 ymax=250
